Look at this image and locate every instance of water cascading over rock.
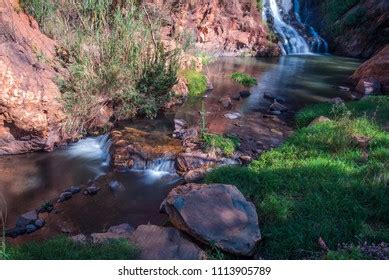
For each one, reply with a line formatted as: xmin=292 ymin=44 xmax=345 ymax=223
xmin=263 ymin=0 xmax=328 ymax=54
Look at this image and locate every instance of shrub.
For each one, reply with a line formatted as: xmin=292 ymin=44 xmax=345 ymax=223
xmin=231 ymin=72 xmax=257 ymax=87
xmin=21 ymin=0 xmax=179 ymax=135
xmin=182 ymin=70 xmax=208 ymax=97
xmin=202 ymin=133 xmax=240 ymax=156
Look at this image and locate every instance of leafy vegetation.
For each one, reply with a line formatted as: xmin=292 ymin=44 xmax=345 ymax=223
xmin=182 ymin=70 xmax=208 ymax=97
xmin=206 ymin=97 xmax=389 ymax=259
xmin=20 ymin=0 xmax=179 ymax=135
xmin=3 ymin=236 xmax=138 ymax=260
xmin=231 ymin=72 xmax=258 ymax=87
xmin=202 ymin=133 xmax=240 ymax=157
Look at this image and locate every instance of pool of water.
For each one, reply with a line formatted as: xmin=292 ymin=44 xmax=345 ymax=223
xmin=0 ymin=55 xmax=361 ymax=241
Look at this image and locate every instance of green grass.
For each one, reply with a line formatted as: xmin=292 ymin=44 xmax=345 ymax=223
xmin=326 ymin=246 xmax=370 ymax=260
xmin=296 ymin=96 xmax=389 ymax=128
xmin=3 ymin=236 xmax=139 ymax=260
xmin=231 ymin=72 xmax=257 ymax=87
xmin=182 ymin=70 xmax=208 ymax=97
xmin=202 ymin=133 xmax=240 ymax=156
xmin=206 ymin=97 xmax=389 ymax=259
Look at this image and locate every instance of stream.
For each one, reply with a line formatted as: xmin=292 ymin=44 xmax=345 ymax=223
xmin=0 ymin=55 xmax=360 ymax=243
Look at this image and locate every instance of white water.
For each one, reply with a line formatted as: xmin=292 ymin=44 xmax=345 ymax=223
xmin=267 ymin=0 xmax=310 ymax=54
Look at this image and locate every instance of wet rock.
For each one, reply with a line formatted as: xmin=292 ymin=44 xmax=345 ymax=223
xmin=176 ymin=151 xmax=220 ymax=173
xmin=83 ymin=185 xmax=101 ymax=196
xmin=16 ymin=210 xmax=38 ymax=227
xmin=239 ymin=90 xmax=251 ymax=98
xmin=270 ymin=101 xmax=287 ymax=112
xmin=309 ymin=116 xmax=331 ymax=126
xmin=37 ymin=202 xmax=54 ymax=214
xmin=109 ymin=180 xmax=125 ymax=192
xmin=71 ymin=234 xmax=88 ymax=244
xmin=224 ymin=112 xmax=242 ymax=120
xmin=337 ymin=86 xmax=350 ymax=92
xmin=174 ymin=119 xmax=187 ymax=132
xmin=5 ymin=227 xmax=26 ymax=238
xmin=91 ymin=224 xmax=134 ymax=244
xmin=355 ymin=78 xmax=382 ymax=95
xmin=219 ymin=97 xmax=232 ymax=109
xmin=130 ymin=225 xmax=206 ymax=260
xmin=67 ymin=186 xmax=81 ymax=194
xmin=328 ymin=97 xmax=344 ymax=105
xmin=161 ymin=183 xmax=261 ymax=256
xmin=26 ymin=224 xmax=38 ymax=234
xmin=34 ymin=219 xmax=45 ymax=228
xmin=263 ymin=92 xmax=276 ymax=99
xmin=232 ymin=95 xmax=241 ymax=101
xmin=58 ymin=191 xmax=73 ymax=202
xmin=184 ymin=168 xmax=208 ymax=183
xmin=108 ymin=223 xmax=134 ymax=235
xmin=239 ymin=155 xmax=252 ymax=164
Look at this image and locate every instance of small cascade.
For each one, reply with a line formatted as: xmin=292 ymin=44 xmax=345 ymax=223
xmin=131 ymin=156 xmax=177 ymax=175
xmin=264 ymin=0 xmax=328 ymax=54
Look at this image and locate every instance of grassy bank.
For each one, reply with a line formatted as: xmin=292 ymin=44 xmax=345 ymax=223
xmin=206 ymin=96 xmax=389 ymax=259
xmin=2 ymin=236 xmax=138 ymax=260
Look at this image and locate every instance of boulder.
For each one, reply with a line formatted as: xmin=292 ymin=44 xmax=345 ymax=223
xmin=5 ymin=227 xmax=26 ymax=238
xmin=26 ymin=224 xmax=38 ymax=234
xmin=309 ymin=116 xmax=331 ymax=126
xmin=58 ymin=191 xmax=73 ymax=202
xmin=161 ymin=183 xmax=261 ymax=256
xmin=224 ymin=112 xmax=242 ymax=120
xmin=16 ymin=210 xmax=38 ymax=227
xmin=130 ymin=225 xmax=206 ymax=260
xmin=269 ymin=101 xmax=287 ymax=112
xmin=91 ymin=223 xmax=134 ymax=244
xmin=219 ymin=97 xmax=233 ymax=109
xmin=355 ymin=78 xmax=382 ymax=95
xmin=83 ymin=185 xmax=101 ymax=196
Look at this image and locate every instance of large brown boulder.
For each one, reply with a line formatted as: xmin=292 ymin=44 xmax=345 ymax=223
xmin=352 ymin=45 xmax=389 ymax=93
xmin=0 ymin=0 xmax=66 ymax=154
xmin=130 ymin=225 xmax=206 ymax=260
xmin=161 ymin=183 xmax=261 ymax=256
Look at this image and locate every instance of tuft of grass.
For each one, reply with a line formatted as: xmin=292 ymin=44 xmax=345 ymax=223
xmin=206 ymin=98 xmax=389 ymax=259
xmin=202 ymin=133 xmax=240 ymax=156
xmin=231 ymin=72 xmax=257 ymax=87
xmin=182 ymin=70 xmax=208 ymax=97
xmin=326 ymin=246 xmax=370 ymax=260
xmin=296 ymin=96 xmax=389 ymax=128
xmin=6 ymin=236 xmax=139 ymax=260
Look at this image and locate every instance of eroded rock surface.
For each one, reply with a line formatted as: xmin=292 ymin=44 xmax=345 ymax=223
xmin=0 ymin=0 xmax=66 ymax=154
xmin=161 ymin=183 xmax=261 ymax=256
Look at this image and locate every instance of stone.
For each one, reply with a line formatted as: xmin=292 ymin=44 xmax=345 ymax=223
xmin=232 ymin=95 xmax=241 ymax=101
xmin=352 ymin=135 xmax=371 ymax=149
xmin=270 ymin=128 xmax=283 ymax=136
xmin=58 ymin=191 xmax=73 ymax=202
xmin=184 ymin=168 xmax=208 ymax=183
xmin=263 ymin=92 xmax=276 ymax=99
xmin=5 ymin=227 xmax=26 ymax=238
xmin=109 ymin=180 xmax=125 ymax=192
xmin=71 ymin=234 xmax=88 ymax=244
xmin=108 ymin=223 xmax=134 ymax=235
xmin=239 ymin=91 xmax=251 ymax=98
xmin=161 ymin=183 xmax=261 ymax=256
xmin=337 ymin=86 xmax=350 ymax=92
xmin=269 ymin=101 xmax=287 ymax=112
xmin=270 ymin=110 xmax=282 ymax=115
xmin=239 ymin=155 xmax=252 ymax=164
xmin=67 ymin=186 xmax=81 ymax=194
xmin=26 ymin=224 xmax=38 ymax=234
xmin=176 ymin=151 xmax=220 ymax=173
xmin=16 ymin=210 xmax=38 ymax=227
xmin=309 ymin=116 xmax=331 ymax=126
xmin=34 ymin=219 xmax=45 ymax=228
xmin=224 ymin=112 xmax=242 ymax=120
xmin=83 ymin=185 xmax=101 ymax=196
xmin=174 ymin=119 xmax=187 ymax=131
xmin=355 ymin=78 xmax=382 ymax=95
xmin=328 ymin=97 xmax=344 ymax=105
xmin=219 ymin=97 xmax=232 ymax=109
xmin=130 ymin=225 xmax=206 ymax=260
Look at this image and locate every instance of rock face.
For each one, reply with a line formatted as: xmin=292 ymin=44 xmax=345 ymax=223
xmin=352 ymin=45 xmax=389 ymax=93
xmin=146 ymin=0 xmax=280 ymax=56
xmin=161 ymin=183 xmax=261 ymax=256
xmin=0 ymin=0 xmax=66 ymax=154
xmin=130 ymin=225 xmax=206 ymax=260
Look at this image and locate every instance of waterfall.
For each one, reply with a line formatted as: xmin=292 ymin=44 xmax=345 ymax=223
xmin=264 ymin=0 xmax=328 ymax=54
xmin=131 ymin=156 xmax=177 ymax=174
xmin=266 ymin=0 xmax=310 ymax=54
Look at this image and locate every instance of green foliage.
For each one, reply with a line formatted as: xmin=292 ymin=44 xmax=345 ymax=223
xmin=21 ymin=0 xmax=179 ymax=135
xmin=20 ymin=0 xmax=56 ymax=24
xmin=326 ymin=246 xmax=369 ymax=260
xmin=296 ymin=96 xmax=389 ymax=128
xmin=322 ymin=0 xmax=362 ymax=25
xmin=6 ymin=236 xmax=139 ymax=260
xmin=182 ymin=70 xmax=208 ymax=97
xmin=202 ymin=133 xmax=240 ymax=156
xmin=231 ymin=72 xmax=257 ymax=87
xmin=206 ymin=98 xmax=389 ymax=259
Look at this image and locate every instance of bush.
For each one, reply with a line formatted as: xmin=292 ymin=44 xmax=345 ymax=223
xmin=5 ymin=236 xmax=139 ymax=260
xmin=21 ymin=0 xmax=179 ymax=135
xmin=231 ymin=72 xmax=257 ymax=87
xmin=202 ymin=133 xmax=240 ymax=156
xmin=206 ymin=98 xmax=389 ymax=259
xmin=182 ymin=70 xmax=208 ymax=97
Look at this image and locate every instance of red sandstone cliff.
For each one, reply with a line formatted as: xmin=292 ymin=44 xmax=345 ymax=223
xmin=0 ymin=0 xmax=67 ymax=154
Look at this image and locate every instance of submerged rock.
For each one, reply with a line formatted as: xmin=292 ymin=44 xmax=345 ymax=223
xmin=130 ymin=225 xmax=206 ymax=260
xmin=224 ymin=112 xmax=242 ymax=120
xmin=239 ymin=91 xmax=251 ymax=98
xmin=161 ymin=183 xmax=261 ymax=256
xmin=58 ymin=191 xmax=73 ymax=202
